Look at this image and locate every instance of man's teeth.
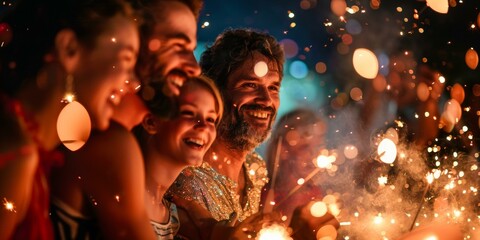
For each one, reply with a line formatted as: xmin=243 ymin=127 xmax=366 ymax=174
xmin=171 ymin=76 xmax=184 ymax=87
xmin=185 ymin=138 xmax=204 ymax=147
xmin=248 ymin=111 xmax=269 ymax=119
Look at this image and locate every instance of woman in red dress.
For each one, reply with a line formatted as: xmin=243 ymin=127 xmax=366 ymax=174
xmin=0 ymin=0 xmax=140 ymax=239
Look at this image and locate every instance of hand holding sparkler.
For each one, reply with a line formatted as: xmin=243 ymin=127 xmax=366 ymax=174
xmin=289 ymin=201 xmax=340 ymax=240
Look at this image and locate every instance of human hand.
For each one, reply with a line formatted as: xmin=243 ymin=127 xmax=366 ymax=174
xmin=221 ymin=211 xmax=290 ymax=240
xmin=289 ymin=202 xmax=339 ymax=240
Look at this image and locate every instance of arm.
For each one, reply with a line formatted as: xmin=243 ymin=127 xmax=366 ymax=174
xmin=0 ymin=148 xmax=37 ymax=239
xmin=80 ymin=124 xmax=155 ymax=239
xmin=0 ymin=111 xmax=38 ymax=239
xmin=289 ymin=203 xmax=340 ymax=240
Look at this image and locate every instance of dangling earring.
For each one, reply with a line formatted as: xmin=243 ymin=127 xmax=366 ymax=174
xmin=57 ymin=73 xmax=91 ymax=151
xmin=61 ymin=74 xmax=75 ymax=103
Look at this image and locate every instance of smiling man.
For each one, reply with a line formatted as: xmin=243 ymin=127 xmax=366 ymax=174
xmin=167 ymin=28 xmax=285 ymax=239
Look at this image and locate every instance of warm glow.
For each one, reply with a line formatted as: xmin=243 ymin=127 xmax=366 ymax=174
xmin=374 ymin=214 xmax=384 ymax=224
xmin=330 ymin=0 xmax=347 ymax=16
xmin=343 ymin=145 xmax=358 ymax=159
xmin=257 ymin=223 xmax=292 ymax=240
xmin=310 ymin=201 xmax=328 ymax=217
xmin=57 ymin=101 xmax=91 ymax=151
xmin=441 ymin=99 xmax=462 ymax=132
xmin=426 ymin=173 xmax=434 ymax=184
xmin=450 ymin=83 xmax=465 ymax=104
xmin=465 ymin=48 xmax=478 ymax=70
xmin=353 ymin=48 xmax=379 ymax=79
xmin=316 ymin=154 xmax=335 ymax=169
xmin=254 ymin=61 xmax=269 ymax=77
xmin=416 ymin=82 xmax=430 ymax=102
xmin=316 ymin=225 xmax=338 ymax=240
xmin=377 ymin=138 xmax=397 ymax=164
xmin=378 ymin=176 xmax=388 ymax=186
xmin=3 ymin=198 xmax=15 ymax=212
xmin=426 ymin=0 xmax=449 ymax=14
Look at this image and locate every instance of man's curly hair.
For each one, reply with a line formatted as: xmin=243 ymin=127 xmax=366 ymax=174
xmin=200 ymin=28 xmax=285 ymax=93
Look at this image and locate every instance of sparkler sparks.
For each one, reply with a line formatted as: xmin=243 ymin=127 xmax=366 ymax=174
xmin=3 ymin=198 xmax=15 ymax=212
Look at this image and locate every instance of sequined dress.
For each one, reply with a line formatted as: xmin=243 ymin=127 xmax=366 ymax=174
xmin=168 ymin=152 xmax=268 ymax=222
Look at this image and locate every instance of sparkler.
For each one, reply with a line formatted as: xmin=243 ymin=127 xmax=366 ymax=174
xmin=3 ymin=198 xmax=15 ymax=212
xmin=409 ymin=173 xmax=434 ymax=231
xmin=274 ymin=167 xmax=322 ymax=209
xmin=263 ymin=136 xmax=282 ymax=214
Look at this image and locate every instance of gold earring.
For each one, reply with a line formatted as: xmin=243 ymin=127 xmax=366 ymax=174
xmin=57 ymin=73 xmax=91 ymax=151
xmin=61 ymin=74 xmax=75 ymax=103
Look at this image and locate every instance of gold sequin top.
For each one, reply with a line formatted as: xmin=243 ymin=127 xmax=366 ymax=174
xmin=167 ymin=152 xmax=268 ymax=222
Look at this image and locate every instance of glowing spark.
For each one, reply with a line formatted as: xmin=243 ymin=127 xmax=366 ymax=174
xmin=115 ymin=195 xmax=120 ymax=202
xmin=426 ymin=173 xmax=434 ymax=184
xmin=257 ymin=223 xmax=292 ymax=240
xmin=378 ymin=176 xmax=388 ymax=186
xmin=297 ymin=178 xmax=305 ymax=185
xmin=3 ymin=198 xmax=15 ymax=212
xmin=374 ymin=214 xmax=384 ymax=225
xmin=438 ymin=75 xmax=446 ymax=83
xmin=316 ymin=154 xmax=334 ymax=169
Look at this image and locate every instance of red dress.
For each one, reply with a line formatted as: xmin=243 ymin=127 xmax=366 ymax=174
xmin=0 ymin=94 xmax=63 ymax=240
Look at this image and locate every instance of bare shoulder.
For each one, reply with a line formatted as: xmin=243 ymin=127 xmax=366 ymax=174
xmin=70 ymin=121 xmax=142 ymax=168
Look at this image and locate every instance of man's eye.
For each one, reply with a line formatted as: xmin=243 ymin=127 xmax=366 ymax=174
xmin=269 ymin=86 xmax=280 ymax=92
xmin=242 ymin=83 xmax=256 ymax=88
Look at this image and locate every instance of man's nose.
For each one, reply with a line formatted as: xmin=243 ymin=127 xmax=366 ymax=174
xmin=184 ymin=53 xmax=201 ymax=77
xmin=254 ymin=85 xmax=273 ymax=106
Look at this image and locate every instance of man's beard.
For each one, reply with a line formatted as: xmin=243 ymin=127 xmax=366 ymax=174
xmin=217 ymin=104 xmax=276 ymax=152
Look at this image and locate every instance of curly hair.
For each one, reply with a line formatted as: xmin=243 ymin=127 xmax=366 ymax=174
xmin=200 ymin=28 xmax=285 ymax=94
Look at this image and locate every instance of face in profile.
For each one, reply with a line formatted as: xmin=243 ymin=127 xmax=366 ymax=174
xmin=74 ymin=14 xmax=139 ymax=130
xmin=218 ymin=51 xmax=281 ymax=150
xmin=152 ymin=80 xmax=219 ymax=166
xmin=140 ymin=1 xmax=200 ymax=98
xmin=281 ymin=121 xmax=326 ymax=177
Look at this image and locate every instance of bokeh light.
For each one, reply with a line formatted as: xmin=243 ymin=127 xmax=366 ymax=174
xmin=310 ymin=201 xmax=328 ymax=217
xmin=280 ymin=39 xmax=299 ymax=59
xmin=465 ymin=48 xmax=478 ymax=70
xmin=353 ymin=48 xmax=379 ymax=79
xmin=343 ymin=144 xmax=358 ymax=159
xmin=450 ymin=83 xmax=465 ymax=104
xmin=330 ymin=0 xmax=347 ymax=16
xmin=377 ymin=138 xmax=397 ymax=164
xmin=289 ymin=60 xmax=308 ymax=79
xmin=426 ymin=0 xmax=449 ymax=14
xmin=254 ymin=61 xmax=269 ymax=77
xmin=315 ymin=62 xmax=327 ymax=74
xmin=316 ymin=225 xmax=338 ymax=240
